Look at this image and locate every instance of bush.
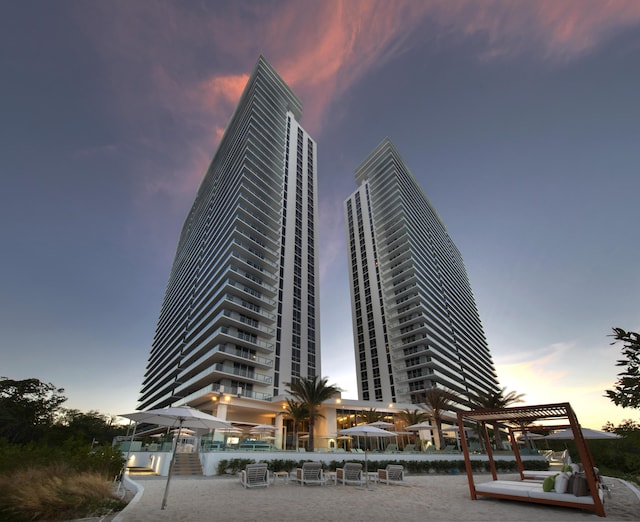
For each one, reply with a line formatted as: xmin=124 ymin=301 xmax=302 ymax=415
xmin=216 ymin=458 xmax=256 ymax=475
xmin=0 ymin=464 xmax=127 ymax=521
xmin=0 ymin=439 xmax=124 ymax=478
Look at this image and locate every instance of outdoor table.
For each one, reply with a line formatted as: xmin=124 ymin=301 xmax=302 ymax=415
xmin=272 ymin=471 xmax=289 ymax=484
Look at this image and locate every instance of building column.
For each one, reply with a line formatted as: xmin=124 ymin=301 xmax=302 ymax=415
xmin=275 ymin=412 xmax=284 ymax=450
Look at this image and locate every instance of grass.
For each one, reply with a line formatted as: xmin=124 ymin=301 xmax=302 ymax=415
xmin=0 ymin=464 xmax=128 ymax=521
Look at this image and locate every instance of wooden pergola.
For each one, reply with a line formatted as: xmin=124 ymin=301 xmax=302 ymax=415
xmin=457 ymin=402 xmax=605 ymax=517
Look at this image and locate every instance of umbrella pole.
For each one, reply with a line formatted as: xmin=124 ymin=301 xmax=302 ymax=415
xmin=161 ymin=418 xmax=183 ymax=510
xmin=365 ymin=449 xmax=368 ymax=487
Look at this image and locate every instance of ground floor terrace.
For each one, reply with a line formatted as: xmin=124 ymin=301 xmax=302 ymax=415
xmin=123 ymin=448 xmax=544 ymax=477
xmin=119 ymin=395 xmax=518 ymax=456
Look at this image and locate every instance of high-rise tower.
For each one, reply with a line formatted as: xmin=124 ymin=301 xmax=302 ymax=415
xmin=139 ymin=56 xmax=320 ymax=410
xmin=344 ymin=138 xmax=499 ymax=405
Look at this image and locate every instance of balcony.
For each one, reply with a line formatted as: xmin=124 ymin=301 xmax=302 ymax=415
xmin=174 ymin=363 xmax=273 ymax=395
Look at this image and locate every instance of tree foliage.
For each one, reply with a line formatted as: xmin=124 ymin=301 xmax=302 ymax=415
xmin=473 ymin=387 xmax=525 ymax=448
xmin=0 ymin=377 xmax=67 ymax=443
xmin=605 ymin=328 xmax=640 ymax=409
xmin=284 ymin=398 xmax=308 ymax=450
xmin=285 ymin=375 xmax=341 ymax=451
xmin=397 ymin=408 xmax=430 ymax=427
xmin=419 ymin=387 xmax=460 ymax=449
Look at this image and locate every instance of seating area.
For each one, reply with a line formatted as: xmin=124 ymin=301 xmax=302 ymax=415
xmin=240 ymin=463 xmax=269 ymax=488
xmin=336 ymin=462 xmax=364 ymax=486
xmin=377 ymin=464 xmax=404 ymax=485
xmin=457 ymin=403 xmax=606 ymax=517
xmin=295 ymin=462 xmax=326 ymax=486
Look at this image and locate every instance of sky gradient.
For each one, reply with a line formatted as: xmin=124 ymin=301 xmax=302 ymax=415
xmin=1 ymin=1 xmax=639 ymax=429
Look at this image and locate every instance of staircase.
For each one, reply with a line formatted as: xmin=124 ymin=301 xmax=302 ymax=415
xmin=127 ymin=466 xmax=156 ymax=476
xmin=171 ymin=453 xmax=203 ymax=476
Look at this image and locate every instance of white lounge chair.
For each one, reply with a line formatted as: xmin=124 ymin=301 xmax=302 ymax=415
xmin=295 ymin=462 xmax=326 ymax=486
xmin=336 ymin=462 xmax=364 ymax=486
xmin=240 ymin=463 xmax=269 ymax=488
xmin=377 ymin=464 xmax=404 ymax=485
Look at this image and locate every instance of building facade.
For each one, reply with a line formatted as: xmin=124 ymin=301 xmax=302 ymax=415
xmin=139 ymin=56 xmax=320 ymax=411
xmin=344 ymin=138 xmax=499 ymax=406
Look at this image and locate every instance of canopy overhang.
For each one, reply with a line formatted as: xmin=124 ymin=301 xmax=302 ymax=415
xmin=456 ymin=402 xmax=605 ymax=517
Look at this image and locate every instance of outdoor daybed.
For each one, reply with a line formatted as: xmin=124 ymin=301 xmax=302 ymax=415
xmin=457 ymin=403 xmax=606 ymax=517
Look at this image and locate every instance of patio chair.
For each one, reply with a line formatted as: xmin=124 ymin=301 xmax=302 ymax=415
xmin=377 ymin=464 xmax=404 ymax=485
xmin=336 ymin=462 xmax=364 ymax=486
xmin=295 ymin=462 xmax=326 ymax=486
xmin=240 ymin=463 xmax=269 ymax=488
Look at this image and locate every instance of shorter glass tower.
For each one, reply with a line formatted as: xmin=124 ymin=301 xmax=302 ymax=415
xmin=344 ymin=138 xmax=499 ymax=405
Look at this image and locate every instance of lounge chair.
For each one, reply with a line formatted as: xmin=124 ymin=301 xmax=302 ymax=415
xmin=336 ymin=462 xmax=364 ymax=486
xmin=377 ymin=464 xmax=404 ymax=485
xmin=384 ymin=443 xmax=398 ymax=453
xmin=403 ymin=444 xmax=416 ymax=453
xmin=295 ymin=462 xmax=326 ymax=486
xmin=240 ymin=463 xmax=269 ymax=488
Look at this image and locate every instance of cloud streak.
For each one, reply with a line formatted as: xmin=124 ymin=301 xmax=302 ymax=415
xmin=76 ymin=0 xmax=640 ymax=242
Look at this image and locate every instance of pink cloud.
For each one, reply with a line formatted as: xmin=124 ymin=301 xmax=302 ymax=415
xmin=188 ymin=0 xmax=640 ymax=137
xmin=76 ymin=0 xmax=640 ymax=230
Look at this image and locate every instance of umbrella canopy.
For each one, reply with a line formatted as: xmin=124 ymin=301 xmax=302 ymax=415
xmin=340 ymin=425 xmax=396 ymax=437
xmin=545 ymin=427 xmax=622 ymax=440
xmin=215 ymin=426 xmax=244 ymax=434
xmin=170 ymin=428 xmax=195 ymax=436
xmin=517 ymin=432 xmax=546 ymax=441
xmin=119 ymin=407 xmax=230 ymax=509
xmin=119 ymin=407 xmax=231 ymax=431
xmin=367 ymin=421 xmax=395 ymax=428
xmin=339 ymin=425 xmax=395 ymax=488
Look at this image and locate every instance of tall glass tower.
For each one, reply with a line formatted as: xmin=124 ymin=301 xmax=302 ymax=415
xmin=139 ymin=56 xmax=320 ymax=410
xmin=344 ymin=138 xmax=498 ymax=405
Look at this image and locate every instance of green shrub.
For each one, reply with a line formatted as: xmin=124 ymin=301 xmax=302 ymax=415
xmin=216 ymin=458 xmax=257 ymax=475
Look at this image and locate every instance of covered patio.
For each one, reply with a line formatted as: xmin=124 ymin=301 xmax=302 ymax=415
xmin=457 ymin=402 xmax=606 ymax=517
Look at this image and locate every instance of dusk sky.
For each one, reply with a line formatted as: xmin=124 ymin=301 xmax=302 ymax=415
xmin=2 ymin=1 xmax=639 ymax=429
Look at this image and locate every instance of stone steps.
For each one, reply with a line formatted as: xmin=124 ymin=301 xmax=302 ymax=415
xmin=171 ymin=453 xmax=203 ymax=475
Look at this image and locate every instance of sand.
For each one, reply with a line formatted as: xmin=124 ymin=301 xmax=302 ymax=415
xmin=112 ymin=473 xmax=640 ymax=522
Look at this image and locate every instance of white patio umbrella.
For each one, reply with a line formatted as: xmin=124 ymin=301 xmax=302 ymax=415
xmin=119 ymin=407 xmax=230 ymax=509
xmin=250 ymin=423 xmax=276 ymax=441
xmin=338 ymin=425 xmax=395 ymax=488
xmin=545 ymin=427 xmax=622 ymax=440
xmin=367 ymin=421 xmax=395 ymax=428
xmin=170 ymin=427 xmax=195 ymax=436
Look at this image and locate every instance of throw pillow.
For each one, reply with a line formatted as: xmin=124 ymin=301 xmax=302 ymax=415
xmin=555 ymin=472 xmax=570 ymax=493
xmin=542 ymin=474 xmax=556 ymax=492
xmin=573 ymin=474 xmax=589 ymax=496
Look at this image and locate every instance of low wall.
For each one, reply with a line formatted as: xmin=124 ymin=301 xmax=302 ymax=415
xmin=126 ymin=450 xmax=543 ymax=477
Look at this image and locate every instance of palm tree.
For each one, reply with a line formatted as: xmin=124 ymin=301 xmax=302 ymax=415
xmin=361 ymin=408 xmax=384 ymax=424
xmin=474 ymin=387 xmax=525 ymax=449
xmin=397 ymin=408 xmax=431 ymax=448
xmin=420 ymin=386 xmax=458 ymax=450
xmin=284 ymin=376 xmax=341 ymax=451
xmin=397 ymin=408 xmax=430 ymax=427
xmin=284 ymin=398 xmax=308 ymax=451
